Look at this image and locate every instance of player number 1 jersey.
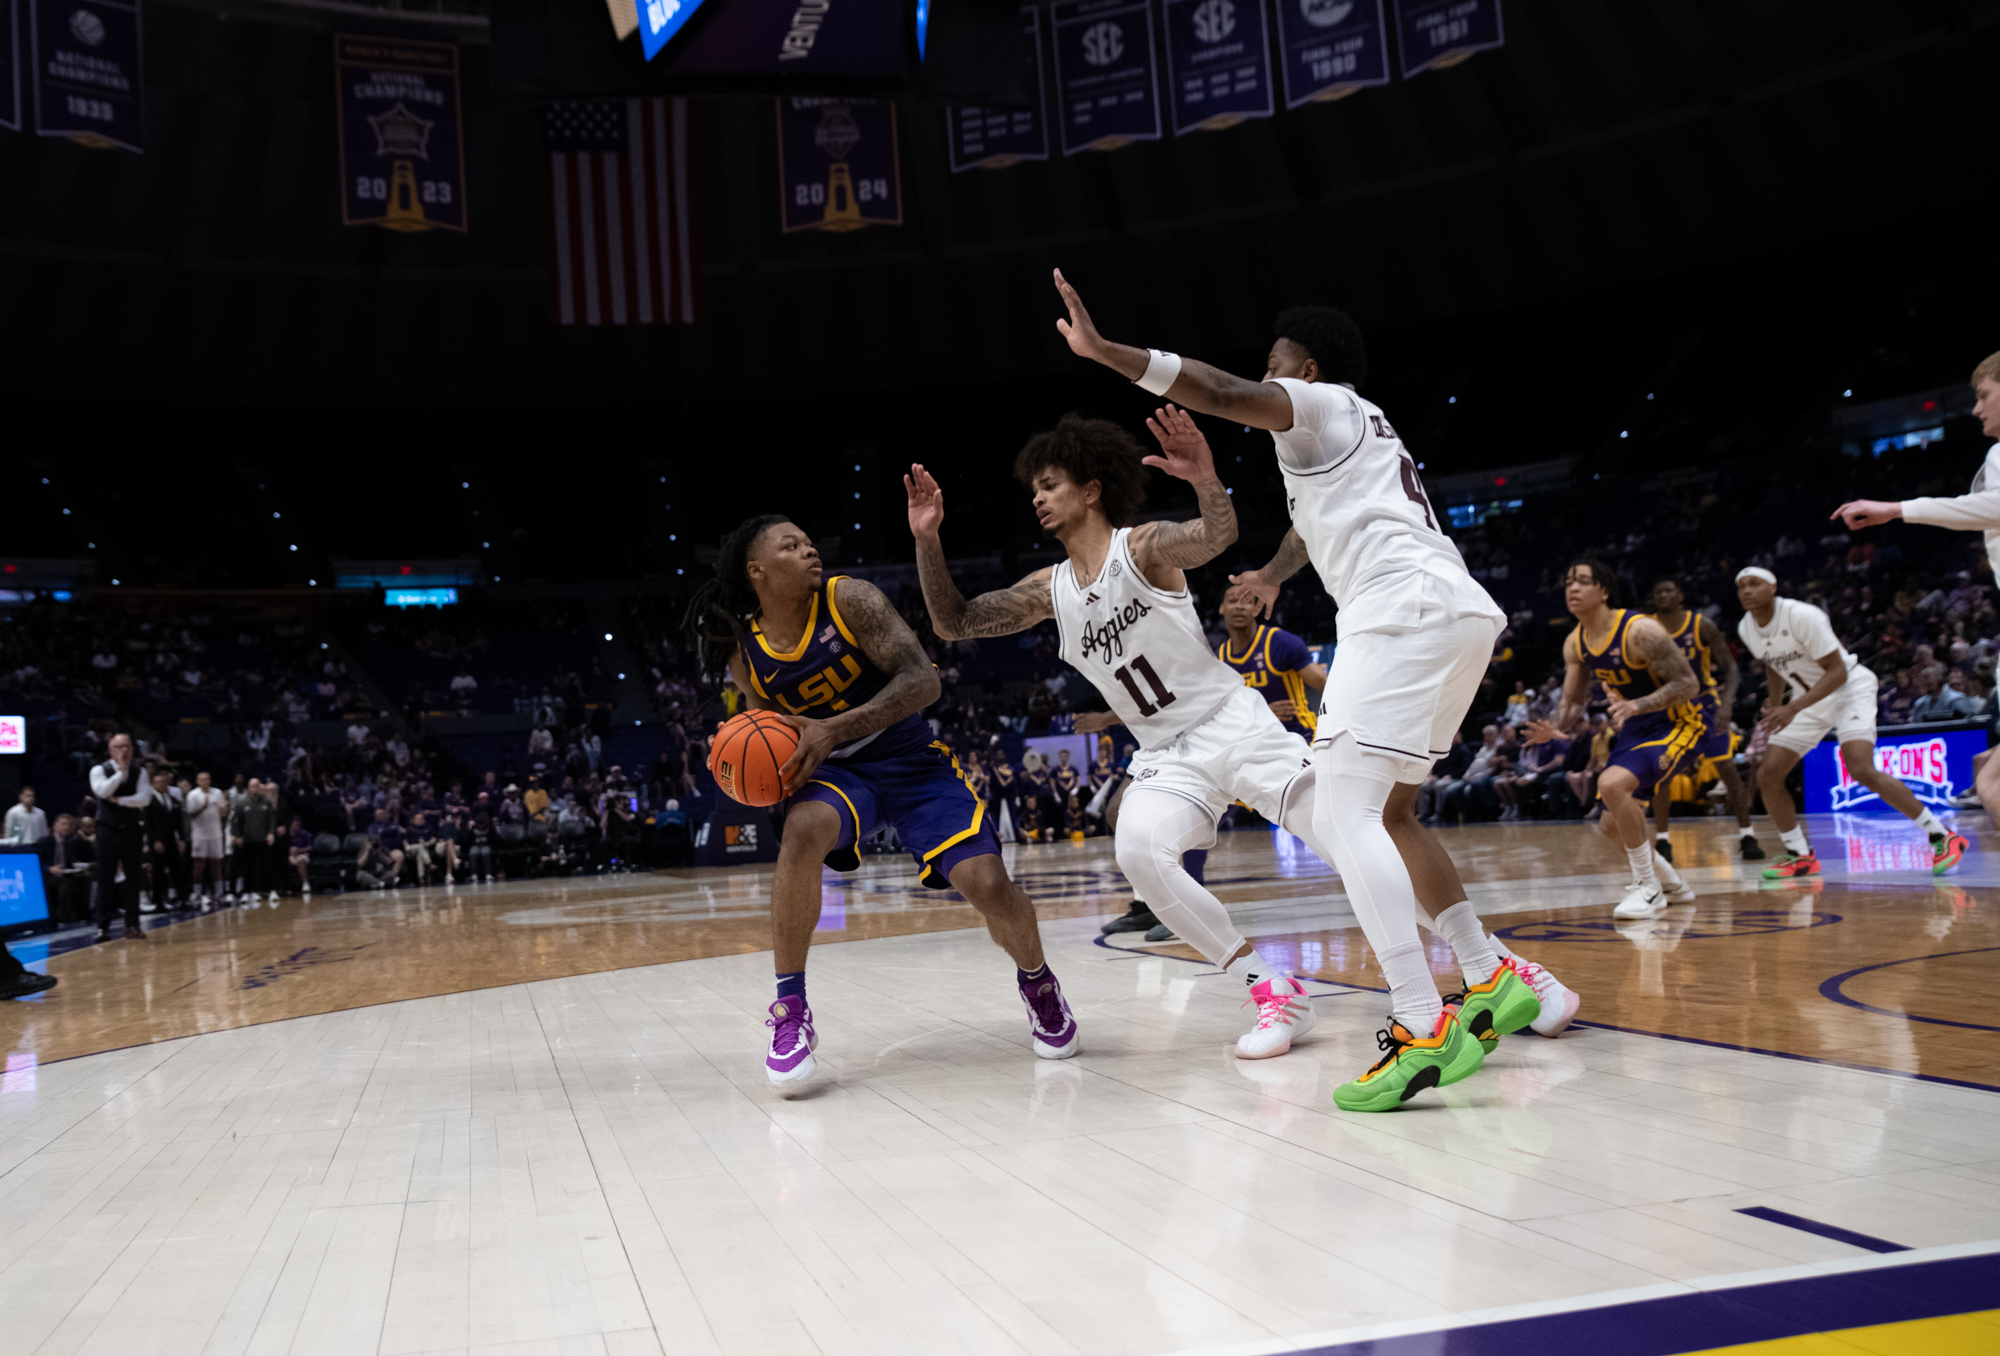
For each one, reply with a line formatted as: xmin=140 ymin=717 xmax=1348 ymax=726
xmin=1051 ymin=528 xmax=1247 ymax=750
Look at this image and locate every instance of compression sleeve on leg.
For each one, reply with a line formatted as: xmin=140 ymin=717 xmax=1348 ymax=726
xmin=1112 ymin=791 xmax=1244 ymax=966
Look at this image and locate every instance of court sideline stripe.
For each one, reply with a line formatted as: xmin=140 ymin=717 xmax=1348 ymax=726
xmin=1734 ymin=1206 xmax=1910 ymax=1254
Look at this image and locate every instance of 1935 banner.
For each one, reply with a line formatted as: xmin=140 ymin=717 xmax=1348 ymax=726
xmin=1394 ymin=0 xmax=1502 ymax=78
xmin=31 ymin=0 xmax=141 ymax=151
xmin=1163 ymin=0 xmax=1273 ymax=134
xmin=2 ymin=0 xmax=20 ymax=132
xmin=1275 ymin=0 xmax=1389 ymax=107
xmin=1051 ymin=0 xmax=1159 ymax=154
xmin=945 ymin=5 xmax=1048 ymax=172
xmin=335 ymin=33 xmax=468 ymax=233
xmin=778 ymin=98 xmax=900 ymax=232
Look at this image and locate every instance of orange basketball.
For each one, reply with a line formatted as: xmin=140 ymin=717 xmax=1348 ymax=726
xmin=709 ymin=710 xmax=800 ymax=807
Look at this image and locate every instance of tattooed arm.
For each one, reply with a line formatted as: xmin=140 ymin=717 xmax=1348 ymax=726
xmin=1523 ymin=631 xmax=1590 ymax=744
xmin=907 ymin=461 xmax=1056 ymax=640
xmin=1126 ymin=404 xmax=1238 ymax=588
xmin=1225 ymin=528 xmax=1310 ymax=619
xmin=1614 ymin=616 xmax=1700 ymax=721
xmin=775 ymin=578 xmax=941 ymax=791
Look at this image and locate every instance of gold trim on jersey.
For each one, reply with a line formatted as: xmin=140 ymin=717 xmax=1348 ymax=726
xmin=750 ymin=591 xmax=819 ymax=663
xmin=1660 ymin=610 xmax=1718 ymax=694
xmin=1220 ymin=627 xmax=1262 ymax=667
xmin=824 ymin=576 xmax=860 ymax=648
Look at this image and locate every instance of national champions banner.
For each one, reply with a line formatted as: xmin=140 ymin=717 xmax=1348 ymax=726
xmin=1275 ymin=0 xmax=1389 ymax=107
xmin=945 ymin=5 xmax=1049 ymax=172
xmin=778 ymin=98 xmax=901 ymax=232
xmin=1050 ymin=0 xmax=1160 ymax=154
xmin=1394 ymin=0 xmax=1502 ymax=78
xmin=334 ymin=34 xmax=468 ymax=233
xmin=1163 ymin=0 xmax=1273 ymax=134
xmin=2 ymin=0 xmax=20 ymax=132
xmin=30 ymin=0 xmax=140 ymax=151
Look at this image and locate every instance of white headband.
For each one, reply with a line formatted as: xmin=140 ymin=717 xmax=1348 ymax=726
xmin=1736 ymin=566 xmax=1776 ymax=585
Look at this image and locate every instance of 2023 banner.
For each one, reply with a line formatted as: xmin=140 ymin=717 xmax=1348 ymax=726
xmin=334 ymin=33 xmax=467 ymax=233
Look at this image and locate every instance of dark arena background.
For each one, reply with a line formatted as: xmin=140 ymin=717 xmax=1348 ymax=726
xmin=4 ymin=3 xmax=2000 ymax=1355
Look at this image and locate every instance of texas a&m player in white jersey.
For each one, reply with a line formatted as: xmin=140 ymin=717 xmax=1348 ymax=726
xmin=1053 ymin=273 xmax=1574 ymax=1111
xmin=910 ymin=408 xmax=1338 ymax=1060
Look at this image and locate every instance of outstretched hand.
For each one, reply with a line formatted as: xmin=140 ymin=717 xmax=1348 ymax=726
xmin=1830 ymin=499 xmax=1902 ymax=530
xmin=1053 ymin=268 xmax=1105 ymax=361
xmin=906 ymin=463 xmax=945 ymax=539
xmin=1520 ymin=719 xmax=1563 ymax=747
xmin=1143 ymin=405 xmax=1215 ymax=483
xmin=1225 ymin=568 xmax=1279 ymax=618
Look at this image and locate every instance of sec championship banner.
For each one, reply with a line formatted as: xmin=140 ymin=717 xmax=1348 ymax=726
xmin=946 ymin=6 xmax=1048 ymax=172
xmin=1051 ymin=0 xmax=1160 ymax=154
xmin=1276 ymin=0 xmax=1389 ymax=107
xmin=1803 ymin=728 xmax=1985 ymax=817
xmin=778 ymin=98 xmax=900 ymax=232
xmin=30 ymin=0 xmax=140 ymax=151
xmin=1394 ymin=0 xmax=1501 ymax=78
xmin=2 ymin=0 xmax=20 ymax=132
xmin=1164 ymin=0 xmax=1273 ymax=134
xmin=335 ymin=34 xmax=467 ymax=233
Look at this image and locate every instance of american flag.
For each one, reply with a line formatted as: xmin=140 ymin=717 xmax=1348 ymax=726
xmin=544 ymin=99 xmax=698 ymax=326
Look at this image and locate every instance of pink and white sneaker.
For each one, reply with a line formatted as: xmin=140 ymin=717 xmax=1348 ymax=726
xmin=765 ymin=998 xmax=818 ymax=1087
xmin=1020 ymin=974 xmax=1080 ymax=1059
xmin=1235 ymin=975 xmax=1316 ymax=1059
xmin=1510 ymin=959 xmax=1580 ymax=1037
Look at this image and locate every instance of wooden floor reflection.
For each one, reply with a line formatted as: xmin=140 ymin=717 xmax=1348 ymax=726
xmin=5 ymin=817 xmax=1998 ymax=1090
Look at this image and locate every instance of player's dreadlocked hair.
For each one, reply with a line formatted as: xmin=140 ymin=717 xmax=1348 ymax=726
xmin=1568 ymin=556 xmax=1621 ymax=606
xmin=1274 ymin=305 xmax=1368 ymax=388
xmin=682 ymin=513 xmax=790 ymax=681
xmin=1013 ymin=414 xmax=1150 ymax=527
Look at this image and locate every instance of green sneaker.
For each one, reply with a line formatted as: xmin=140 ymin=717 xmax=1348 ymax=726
xmin=1445 ymin=960 xmax=1544 ymax=1054
xmin=1761 ymin=851 xmax=1820 ymax=880
xmin=1333 ymin=1011 xmax=1485 ymax=1113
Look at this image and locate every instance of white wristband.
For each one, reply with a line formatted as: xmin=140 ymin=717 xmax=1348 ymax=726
xmin=1134 ymin=349 xmax=1181 ymax=397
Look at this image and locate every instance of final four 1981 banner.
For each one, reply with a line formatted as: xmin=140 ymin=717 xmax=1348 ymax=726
xmin=335 ymin=34 xmax=468 ymax=233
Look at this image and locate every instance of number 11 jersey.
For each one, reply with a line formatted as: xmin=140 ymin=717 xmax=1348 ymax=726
xmin=1267 ymin=377 xmax=1504 ymax=638
xmin=1051 ymin=527 xmax=1250 ymax=751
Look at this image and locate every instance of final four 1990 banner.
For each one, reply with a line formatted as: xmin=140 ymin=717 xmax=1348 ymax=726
xmin=334 ymin=33 xmax=468 ymax=233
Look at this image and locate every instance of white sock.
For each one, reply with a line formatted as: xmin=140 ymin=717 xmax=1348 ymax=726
xmin=1431 ymin=901 xmax=1499 ymax=986
xmin=1780 ymin=826 xmax=1810 ymax=855
xmin=1625 ymin=843 xmax=1659 ymax=890
xmin=1915 ymin=808 xmax=1947 ymax=838
xmin=1377 ymin=939 xmax=1443 ymax=1034
xmin=1652 ymin=850 xmax=1684 ymax=891
xmin=1224 ymin=952 xmax=1276 ymax=989
xmin=1655 ymin=832 xmax=1670 ymax=846
xmin=1487 ymin=933 xmax=1519 ymax=963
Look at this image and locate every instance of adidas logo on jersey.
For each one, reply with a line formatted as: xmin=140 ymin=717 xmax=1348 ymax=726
xmin=1083 ymin=592 xmax=1100 ymax=605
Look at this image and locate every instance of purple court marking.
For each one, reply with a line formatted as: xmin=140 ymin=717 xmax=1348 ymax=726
xmin=1292 ymin=1249 xmax=2000 ymax=1356
xmin=1568 ymin=1018 xmax=2000 ymax=1096
xmin=1734 ymin=1206 xmax=1910 ymax=1254
xmin=1817 ymin=946 xmax=2000 ymax=1033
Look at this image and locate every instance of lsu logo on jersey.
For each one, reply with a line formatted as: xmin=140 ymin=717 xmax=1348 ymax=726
xmin=774 ymin=653 xmax=864 ymax=714
xmin=1593 ymin=666 xmax=1632 ymax=688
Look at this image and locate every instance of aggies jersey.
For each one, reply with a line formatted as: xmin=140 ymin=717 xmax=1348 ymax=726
xmin=1267 ymin=378 xmax=1504 ymax=638
xmin=1218 ymin=625 xmax=1317 ymax=736
xmin=1051 ymin=528 xmax=1245 ymax=751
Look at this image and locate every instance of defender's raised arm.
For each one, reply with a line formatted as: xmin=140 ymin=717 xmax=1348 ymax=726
xmin=906 ymin=462 xmax=1055 ymax=641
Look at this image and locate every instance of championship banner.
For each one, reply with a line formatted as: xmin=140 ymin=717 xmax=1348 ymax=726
xmin=1051 ymin=0 xmax=1160 ymax=155
xmin=1394 ymin=0 xmax=1502 ymax=78
xmin=30 ymin=0 xmax=141 ymax=152
xmin=1163 ymin=0 xmax=1273 ymax=134
xmin=334 ymin=34 xmax=468 ymax=233
xmin=778 ymin=98 xmax=901 ymax=233
xmin=945 ymin=6 xmax=1048 ymax=172
xmin=2 ymin=0 xmax=21 ymax=132
xmin=1275 ymin=0 xmax=1389 ymax=107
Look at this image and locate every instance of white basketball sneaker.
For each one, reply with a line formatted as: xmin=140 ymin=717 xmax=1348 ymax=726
xmin=1661 ymin=880 xmax=1697 ymax=905
xmin=1235 ymin=975 xmax=1315 ymax=1059
xmin=1507 ymin=958 xmax=1581 ymax=1036
xmin=1614 ymin=882 xmax=1666 ymax=919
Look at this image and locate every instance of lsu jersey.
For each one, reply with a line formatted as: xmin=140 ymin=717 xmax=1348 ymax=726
xmin=739 ymin=576 xmax=930 ymax=760
xmin=1218 ymin=624 xmax=1318 ymax=736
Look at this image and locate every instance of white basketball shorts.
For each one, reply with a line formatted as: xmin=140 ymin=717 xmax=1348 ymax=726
xmin=1315 ymin=613 xmax=1501 ymax=782
xmin=1767 ymin=664 xmax=1879 ymax=755
xmin=1123 ymin=684 xmax=1314 ymax=828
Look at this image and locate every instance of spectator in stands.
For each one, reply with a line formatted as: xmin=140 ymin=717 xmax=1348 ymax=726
xmin=466 ymin=809 xmax=497 ymax=883
xmin=497 ymin=785 xmax=528 ymax=827
xmin=1416 ymin=731 xmax=1471 ymax=824
xmin=450 ymin=669 xmax=478 ymax=701
xmin=1502 ymin=681 xmax=1531 ymax=727
xmin=287 ymin=818 xmax=313 ymax=895
xmin=353 ymin=832 xmax=396 ymax=890
xmin=1439 ymin=725 xmax=1511 ymax=825
xmin=523 ymin=775 xmax=549 ymax=822
xmin=1568 ymin=715 xmax=1614 ymax=820
xmin=529 ymin=725 xmax=555 ymax=763
xmin=4 ymin=786 xmax=47 ymax=844
xmin=346 ymin=717 xmax=370 ymax=749
xmin=601 ymin=789 xmax=635 ymax=870
xmin=404 ymin=813 xmax=441 ymax=884
xmin=1880 ymin=668 xmax=1921 ymax=726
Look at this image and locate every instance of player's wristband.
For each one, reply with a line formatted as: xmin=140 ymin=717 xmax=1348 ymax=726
xmin=1134 ymin=349 xmax=1181 ymax=396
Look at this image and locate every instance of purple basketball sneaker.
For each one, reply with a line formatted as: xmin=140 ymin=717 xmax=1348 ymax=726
xmin=765 ymin=997 xmax=818 ymax=1087
xmin=1019 ymin=973 xmax=1080 ymax=1059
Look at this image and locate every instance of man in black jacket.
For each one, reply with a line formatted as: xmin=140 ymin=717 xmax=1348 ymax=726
xmin=143 ymin=769 xmax=185 ymax=912
xmin=88 ymin=733 xmax=153 ymax=941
